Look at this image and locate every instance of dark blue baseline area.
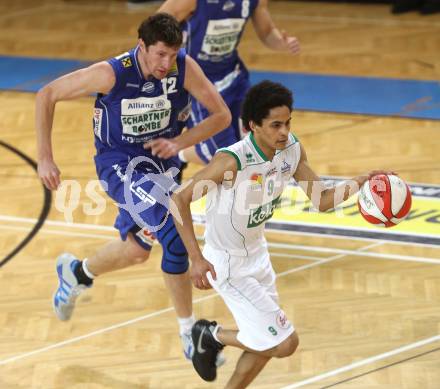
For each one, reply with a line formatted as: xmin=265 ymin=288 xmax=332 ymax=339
xmin=251 ymin=70 xmax=440 ymax=120
xmin=0 ymin=55 xmax=92 ymax=92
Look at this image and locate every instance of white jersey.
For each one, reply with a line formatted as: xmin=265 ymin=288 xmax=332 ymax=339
xmin=204 ymin=132 xmax=301 ymax=256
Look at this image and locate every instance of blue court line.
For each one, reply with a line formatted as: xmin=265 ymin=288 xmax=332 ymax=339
xmin=1 ymin=55 xmax=439 ymax=120
xmin=251 ymin=71 xmax=440 ymax=120
xmin=0 ymin=55 xmax=91 ymax=92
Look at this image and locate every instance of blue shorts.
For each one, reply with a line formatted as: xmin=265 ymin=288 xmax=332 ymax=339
xmin=187 ymin=70 xmax=251 ymax=164
xmin=94 ymin=151 xmax=189 ymax=273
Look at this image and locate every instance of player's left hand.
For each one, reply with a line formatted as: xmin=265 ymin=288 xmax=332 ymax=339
xmin=190 ymin=257 xmax=217 ymax=290
xmin=356 ymin=170 xmax=398 ymax=187
xmin=144 ymin=138 xmax=180 ymax=159
xmin=281 ymin=30 xmax=300 ymax=55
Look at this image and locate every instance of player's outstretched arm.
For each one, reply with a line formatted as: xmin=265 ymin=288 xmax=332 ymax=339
xmin=171 ymin=152 xmax=238 ymax=289
xmin=35 ymin=62 xmax=115 ymax=190
xmin=293 ymin=144 xmax=394 ymax=211
xmin=156 ymin=0 xmax=196 ymax=22
xmin=143 ymin=56 xmax=231 ymax=159
xmin=251 ymin=0 xmax=300 ymax=54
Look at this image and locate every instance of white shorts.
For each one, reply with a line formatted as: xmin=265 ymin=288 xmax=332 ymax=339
xmin=203 ymin=244 xmax=295 ymax=351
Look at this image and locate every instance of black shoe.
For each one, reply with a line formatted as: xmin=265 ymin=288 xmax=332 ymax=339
xmin=191 ymin=319 xmax=224 ymax=382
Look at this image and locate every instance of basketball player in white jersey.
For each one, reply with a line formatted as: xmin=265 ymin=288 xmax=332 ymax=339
xmin=171 ymin=80 xmax=390 ymax=387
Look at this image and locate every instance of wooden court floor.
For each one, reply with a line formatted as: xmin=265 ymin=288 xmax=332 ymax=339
xmin=0 ymin=1 xmax=439 ymax=388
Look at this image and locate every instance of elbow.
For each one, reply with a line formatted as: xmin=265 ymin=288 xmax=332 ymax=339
xmin=36 ymin=84 xmax=55 ymax=105
xmin=220 ymin=108 xmax=232 ymax=130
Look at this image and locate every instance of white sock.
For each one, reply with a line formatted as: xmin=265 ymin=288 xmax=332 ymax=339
xmin=178 ymin=314 xmax=196 ymax=335
xmin=211 ymin=323 xmax=223 ymax=344
xmin=178 ymin=150 xmax=187 ymax=163
xmin=82 ymin=258 xmax=96 ymax=279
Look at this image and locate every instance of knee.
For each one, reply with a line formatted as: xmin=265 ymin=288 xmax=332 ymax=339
xmin=274 ymin=332 xmax=299 ymax=358
xmin=157 ymin=221 xmax=188 ymax=274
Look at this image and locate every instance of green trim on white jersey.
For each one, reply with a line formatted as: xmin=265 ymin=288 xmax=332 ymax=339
xmin=218 ymin=148 xmax=242 ymax=171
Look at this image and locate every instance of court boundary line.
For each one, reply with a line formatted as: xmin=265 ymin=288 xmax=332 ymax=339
xmin=280 ymin=335 xmax=440 ymax=389
xmin=320 ymin=346 xmax=440 ymax=388
xmin=1 ymin=222 xmax=439 ymax=265
xmin=1 ymin=234 xmax=439 ymax=387
xmin=0 ymin=242 xmax=381 ymax=366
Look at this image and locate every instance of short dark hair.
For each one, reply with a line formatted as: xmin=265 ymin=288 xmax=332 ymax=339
xmin=138 ymin=13 xmax=182 ymax=48
xmin=241 ymin=80 xmax=293 ymax=132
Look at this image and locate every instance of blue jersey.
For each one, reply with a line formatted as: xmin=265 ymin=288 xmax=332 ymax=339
xmin=183 ymin=0 xmax=259 ymax=79
xmin=93 ymin=46 xmax=191 ymax=158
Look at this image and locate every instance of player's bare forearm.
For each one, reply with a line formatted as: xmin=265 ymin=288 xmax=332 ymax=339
xmin=35 ymin=87 xmax=56 ymax=162
xmin=171 ymin=192 xmax=204 ymax=261
xmin=264 ymin=29 xmax=300 ymax=54
xmin=317 ymin=181 xmax=363 ymax=212
xmin=317 ymin=171 xmax=396 ymax=211
xmin=174 ymin=110 xmax=231 ymax=150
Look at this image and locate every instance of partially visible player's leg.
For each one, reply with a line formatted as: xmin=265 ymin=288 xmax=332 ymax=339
xmin=53 ymin=157 xmax=156 ymax=321
xmin=191 ymin=319 xmax=298 ymax=386
xmin=226 ymin=351 xmax=270 ymax=389
xmin=87 ymin=231 xmax=151 ymax=275
xmin=53 ymin=232 xmax=152 ymax=321
xmin=191 ymin=245 xmax=298 ymax=385
xmin=217 ymin=327 xmax=299 ymax=358
xmin=224 ymin=332 xmax=299 ymax=389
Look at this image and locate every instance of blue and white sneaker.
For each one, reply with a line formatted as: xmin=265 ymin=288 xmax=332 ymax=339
xmin=181 ymin=331 xmax=194 ymax=360
xmin=53 ymin=253 xmax=89 ymax=321
xmin=181 ymin=330 xmax=226 ymax=367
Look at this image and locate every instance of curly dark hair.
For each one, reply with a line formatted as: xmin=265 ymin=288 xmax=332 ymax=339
xmin=138 ymin=13 xmax=182 ymax=48
xmin=241 ymin=80 xmax=293 ymax=132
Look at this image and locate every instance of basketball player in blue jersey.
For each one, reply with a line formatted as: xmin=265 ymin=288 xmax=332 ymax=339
xmin=157 ymin=0 xmax=300 ymax=165
xmin=35 ymin=14 xmax=230 ymax=362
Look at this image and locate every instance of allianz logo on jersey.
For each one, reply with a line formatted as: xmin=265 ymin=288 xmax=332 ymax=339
xmin=207 ymin=18 xmax=245 ymax=34
xmin=127 ymin=99 xmax=165 ymax=110
xmin=248 ymin=196 xmax=281 ymax=228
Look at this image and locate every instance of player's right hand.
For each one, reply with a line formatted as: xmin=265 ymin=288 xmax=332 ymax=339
xmin=190 ymin=256 xmax=217 ymax=290
xmin=38 ymin=159 xmax=61 ymax=190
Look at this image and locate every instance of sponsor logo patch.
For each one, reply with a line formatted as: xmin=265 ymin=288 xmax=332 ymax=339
xmin=121 ymin=96 xmax=171 ymax=136
xmin=130 ymin=182 xmax=156 ymax=205
xmin=276 ymin=310 xmax=290 ymax=329
xmin=121 ymin=57 xmax=132 ymax=68
xmin=93 ymin=108 xmax=103 ymax=141
xmin=281 ymin=160 xmax=291 ymax=174
xmin=248 ymin=196 xmax=281 ymax=227
xmin=142 ymin=82 xmax=155 ymax=94
xmin=250 ymin=173 xmax=263 ymax=190
xmin=223 ymin=0 xmax=235 ymax=11
xmin=266 ymin=167 xmax=277 ymax=177
xmin=246 ymin=152 xmax=255 ymax=163
xmin=136 ymin=227 xmax=156 ymax=246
